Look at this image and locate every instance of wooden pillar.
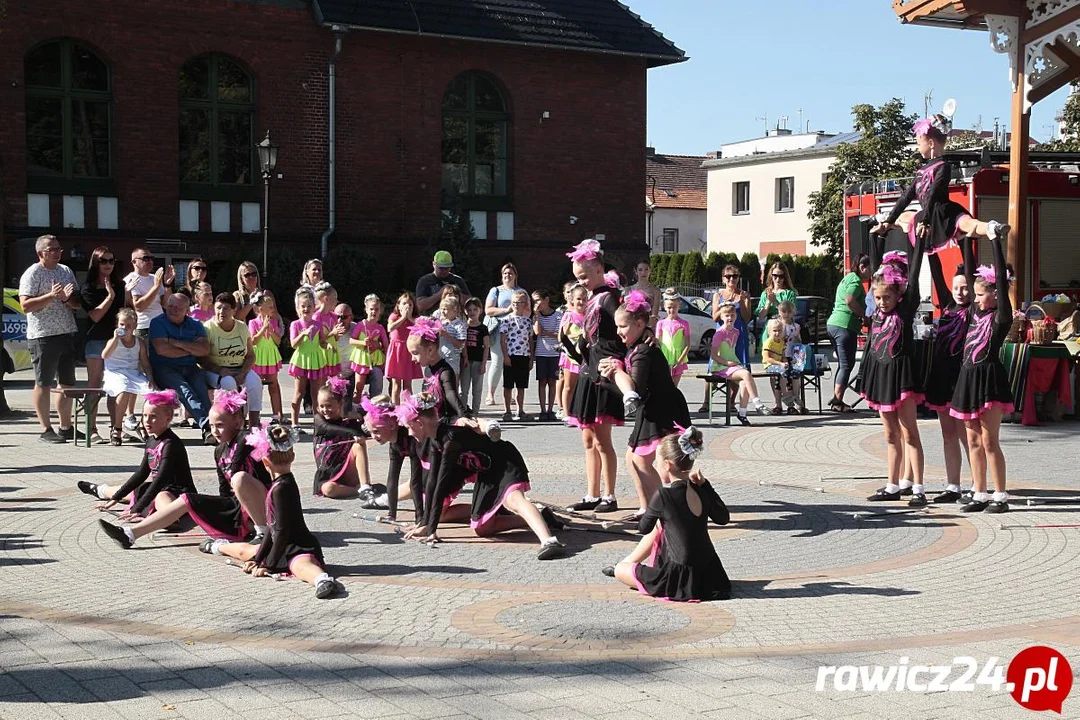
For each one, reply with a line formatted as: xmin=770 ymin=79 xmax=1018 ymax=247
xmin=1008 ymin=11 xmax=1030 ymax=307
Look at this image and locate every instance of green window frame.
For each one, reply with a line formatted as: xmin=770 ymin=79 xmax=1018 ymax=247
xmin=179 ymin=54 xmax=257 ymax=202
xmin=24 ymin=39 xmax=115 ymax=195
xmin=441 ymin=72 xmax=511 ymax=212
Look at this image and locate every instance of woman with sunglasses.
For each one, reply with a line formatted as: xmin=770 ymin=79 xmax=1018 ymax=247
xmin=699 ymin=264 xmax=753 ymax=413
xmin=80 ymin=246 xmax=127 ymax=444
xmin=182 ymin=257 xmax=208 ymax=296
xmin=756 ymin=262 xmax=797 ymax=348
xmin=233 ymin=261 xmax=261 ymax=323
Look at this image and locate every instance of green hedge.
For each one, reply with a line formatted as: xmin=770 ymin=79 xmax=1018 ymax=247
xmin=649 ymin=251 xmax=842 ymax=299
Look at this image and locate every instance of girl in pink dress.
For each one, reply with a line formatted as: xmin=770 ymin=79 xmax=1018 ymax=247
xmin=710 ymin=303 xmax=769 ymax=426
xmin=384 ymin=292 xmax=421 ymax=404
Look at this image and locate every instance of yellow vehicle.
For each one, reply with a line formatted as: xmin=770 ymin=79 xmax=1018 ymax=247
xmin=3 ymin=288 xmax=32 ymax=373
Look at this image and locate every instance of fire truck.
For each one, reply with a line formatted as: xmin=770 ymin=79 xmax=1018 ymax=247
xmin=844 ymin=150 xmax=1080 ymax=308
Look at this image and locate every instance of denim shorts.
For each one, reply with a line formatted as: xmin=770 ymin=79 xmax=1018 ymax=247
xmin=84 ymin=339 xmax=108 ymax=360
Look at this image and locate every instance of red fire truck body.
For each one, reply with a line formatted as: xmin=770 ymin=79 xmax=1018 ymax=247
xmin=844 ymin=163 xmax=1080 ymax=309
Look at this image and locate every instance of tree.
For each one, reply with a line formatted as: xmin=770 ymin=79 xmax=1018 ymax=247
xmin=1037 ymin=82 xmax=1080 ymax=150
xmin=681 ymin=252 xmax=705 ymax=284
xmin=429 ymin=205 xmax=486 ymax=296
xmin=807 ymin=98 xmax=920 ymax=264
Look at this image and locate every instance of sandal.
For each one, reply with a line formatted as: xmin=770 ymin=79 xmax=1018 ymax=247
xmin=110 ymin=427 xmax=122 ymax=446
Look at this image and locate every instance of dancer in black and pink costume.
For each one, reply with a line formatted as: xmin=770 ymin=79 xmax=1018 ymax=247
xmin=312 ymin=377 xmax=373 ymax=499
xmin=565 ymin=238 xmax=627 ymax=514
xmin=79 ymin=390 xmax=196 ymax=519
xmin=871 ymin=113 xmax=1009 ymax=253
xmin=94 ymin=390 xmax=272 ymax=549
xmin=406 ymin=316 xmax=469 ymax=423
xmin=950 ymin=234 xmax=1014 ymax=513
xmin=923 ymin=242 xmax=973 ymax=503
xmin=862 ymin=235 xmax=928 ymax=506
xmin=604 ymin=427 xmax=731 ymax=602
xmin=398 ymin=391 xmax=568 ymax=560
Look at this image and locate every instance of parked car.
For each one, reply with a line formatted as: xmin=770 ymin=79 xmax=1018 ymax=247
xmin=3 ymin=288 xmax=32 ymax=373
xmin=746 ymin=295 xmax=831 ymax=353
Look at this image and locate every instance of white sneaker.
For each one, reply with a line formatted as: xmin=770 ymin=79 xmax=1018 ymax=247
xmin=122 ymin=414 xmax=139 ymax=432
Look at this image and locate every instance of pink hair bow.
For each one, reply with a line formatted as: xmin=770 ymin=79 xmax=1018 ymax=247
xmin=212 ymin=388 xmax=247 ymax=414
xmin=623 ymin=289 xmax=651 ymax=314
xmin=975 ymin=265 xmax=1012 ymax=284
xmin=604 ymin=270 xmax=621 ymax=288
xmin=407 ymin=316 xmax=442 ymax=342
xmin=392 ymin=390 xmax=438 ymax=424
xmin=877 ymin=264 xmax=908 ymax=291
xmin=145 ymin=389 xmax=180 ymax=409
xmin=361 ymin=395 xmax=397 ymax=427
xmin=246 ymin=424 xmax=272 ymax=462
xmin=881 ymin=251 xmax=908 ymax=267
xmin=326 ymin=376 xmax=350 ymax=397
xmin=566 ymin=238 xmax=603 ymax=262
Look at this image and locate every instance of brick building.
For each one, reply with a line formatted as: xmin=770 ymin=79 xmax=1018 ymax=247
xmin=0 ymin=0 xmax=684 ymax=293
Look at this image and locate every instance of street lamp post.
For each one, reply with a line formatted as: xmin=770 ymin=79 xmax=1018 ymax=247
xmin=256 ymin=130 xmax=279 ymax=277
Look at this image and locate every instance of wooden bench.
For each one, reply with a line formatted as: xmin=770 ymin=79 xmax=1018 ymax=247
xmin=50 ymin=388 xmax=106 ymax=448
xmin=697 ymin=365 xmax=830 ymax=425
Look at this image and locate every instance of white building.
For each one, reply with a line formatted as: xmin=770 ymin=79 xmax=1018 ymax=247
xmin=646 ymin=150 xmax=708 ymax=255
xmin=704 ymin=129 xmax=859 ymax=259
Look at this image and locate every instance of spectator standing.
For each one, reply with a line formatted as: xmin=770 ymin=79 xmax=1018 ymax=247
xmin=80 ymin=246 xmax=126 ymax=444
xmin=826 ymin=253 xmax=871 ymax=412
xmin=532 ymin=288 xmax=563 ymax=421
xmin=484 ymin=262 xmax=523 ymax=405
xmin=700 ymin=265 xmax=752 ymax=412
xmin=201 ymin=293 xmax=262 ymax=427
xmin=437 ymin=296 xmax=467 ymax=376
xmin=416 ymin=251 xmax=471 ymax=315
xmin=299 ymin=258 xmax=324 ymax=291
xmin=234 ymin=261 xmax=261 ymax=323
xmin=18 ymin=235 xmax=80 ymax=444
xmin=628 ymin=258 xmax=661 ymax=328
xmin=460 ymin=297 xmax=490 ymax=413
xmin=124 ymin=247 xmax=172 ymax=337
xmin=500 ymin=290 xmax=534 ymax=422
xmin=149 ymin=291 xmax=214 ymax=444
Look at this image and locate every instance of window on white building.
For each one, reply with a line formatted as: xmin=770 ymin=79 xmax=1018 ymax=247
xmin=732 ymin=181 xmax=750 ymax=215
xmin=775 ymin=176 xmax=795 ymax=212
xmin=662 ymin=228 xmax=678 ymax=253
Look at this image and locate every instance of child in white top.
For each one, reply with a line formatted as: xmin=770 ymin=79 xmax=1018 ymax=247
xmin=101 ymin=308 xmax=153 ymax=446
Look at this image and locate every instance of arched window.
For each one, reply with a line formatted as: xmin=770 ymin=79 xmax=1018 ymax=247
xmin=179 ymin=54 xmax=255 ymax=196
xmin=24 ymin=39 xmax=112 ymax=191
xmin=441 ymin=72 xmax=509 ymax=208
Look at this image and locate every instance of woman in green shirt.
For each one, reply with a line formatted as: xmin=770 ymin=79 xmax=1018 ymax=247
xmin=825 ymin=254 xmax=871 ymax=412
xmin=756 ymin=261 xmax=798 ymax=348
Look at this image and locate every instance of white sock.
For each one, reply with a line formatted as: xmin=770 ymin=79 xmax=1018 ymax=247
xmin=884 ymin=483 xmax=900 ymax=494
xmin=314 ymin=572 xmax=332 ymax=585
xmin=96 ymin=485 xmax=109 ymax=500
xmin=582 ymin=495 xmax=600 ymax=502
xmin=601 ymin=494 xmax=616 ymax=503
xmin=210 ymin=539 xmax=229 ymax=555
xmin=541 ymin=536 xmax=560 ymax=547
xmin=123 ymin=527 xmax=135 ymax=544
xmin=992 ymin=491 xmax=1008 ymax=503
xmin=912 ymin=484 xmax=924 ymax=495
xmin=737 ymin=406 xmax=747 ymax=417
xmin=898 ymin=479 xmax=912 ymax=490
xmin=973 ymin=491 xmax=991 ymax=502
xmin=945 ymin=483 xmax=961 ymax=493
xmin=751 ymin=397 xmax=764 ymax=409
xmin=254 ymin=525 xmax=268 ymax=536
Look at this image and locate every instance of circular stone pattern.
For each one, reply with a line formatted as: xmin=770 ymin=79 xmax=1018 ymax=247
xmin=497 ymin=599 xmax=689 ymax=642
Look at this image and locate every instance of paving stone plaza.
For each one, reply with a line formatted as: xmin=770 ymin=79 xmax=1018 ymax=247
xmin=1 ymin=368 xmax=1078 ymax=719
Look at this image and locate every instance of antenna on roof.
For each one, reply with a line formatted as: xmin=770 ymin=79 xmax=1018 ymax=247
xmin=778 ymin=115 xmax=789 ymax=130
xmin=797 ymin=108 xmax=803 ymax=133
xmin=756 ymin=113 xmax=768 ymax=135
xmin=923 ymin=89 xmax=934 ymax=118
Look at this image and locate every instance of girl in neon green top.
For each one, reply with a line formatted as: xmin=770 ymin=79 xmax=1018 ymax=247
xmin=710 ymin=303 xmax=770 ymax=425
xmin=656 ymin=292 xmax=690 ymax=386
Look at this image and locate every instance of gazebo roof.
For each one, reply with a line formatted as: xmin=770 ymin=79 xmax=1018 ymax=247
xmin=892 ymin=0 xmax=1022 ymax=29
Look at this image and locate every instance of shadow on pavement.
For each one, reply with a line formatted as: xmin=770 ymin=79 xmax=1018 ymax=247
xmin=732 ymin=579 xmax=920 ymax=599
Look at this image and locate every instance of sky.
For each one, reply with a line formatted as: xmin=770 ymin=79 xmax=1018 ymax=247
xmin=629 ymin=0 xmax=1071 ymax=155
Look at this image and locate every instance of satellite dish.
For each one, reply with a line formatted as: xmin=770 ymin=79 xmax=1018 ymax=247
xmin=942 ymin=98 xmax=957 ymax=119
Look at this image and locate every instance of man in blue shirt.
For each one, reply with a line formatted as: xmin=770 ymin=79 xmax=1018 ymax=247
xmin=149 ymin=290 xmax=214 ymax=444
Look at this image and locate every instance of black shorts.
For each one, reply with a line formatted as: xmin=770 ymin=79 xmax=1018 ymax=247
xmin=502 ymin=355 xmax=530 ymax=390
xmin=535 ymin=355 xmax=559 ymax=381
xmin=29 ymin=333 xmax=77 ymax=388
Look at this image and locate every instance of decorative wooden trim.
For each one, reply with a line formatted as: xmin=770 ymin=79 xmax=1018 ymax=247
xmin=1029 ymin=39 xmax=1080 ymax=104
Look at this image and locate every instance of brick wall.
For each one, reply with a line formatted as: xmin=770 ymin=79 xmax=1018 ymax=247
xmin=0 ymin=0 xmax=648 ymax=283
